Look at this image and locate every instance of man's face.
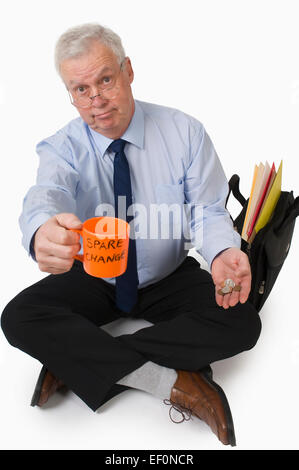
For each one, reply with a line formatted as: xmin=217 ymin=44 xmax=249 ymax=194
xmin=60 ymin=40 xmax=135 ymax=139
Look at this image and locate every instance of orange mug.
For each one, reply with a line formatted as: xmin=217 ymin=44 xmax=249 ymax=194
xmin=69 ymin=216 xmax=130 ymax=278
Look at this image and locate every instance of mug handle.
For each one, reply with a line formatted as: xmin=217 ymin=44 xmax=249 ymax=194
xmin=69 ymin=228 xmax=84 ymax=263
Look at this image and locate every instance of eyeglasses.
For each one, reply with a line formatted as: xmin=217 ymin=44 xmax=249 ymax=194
xmin=67 ymin=59 xmax=126 ymax=108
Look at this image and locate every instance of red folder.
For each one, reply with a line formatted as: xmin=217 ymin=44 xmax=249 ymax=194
xmin=247 ymin=162 xmax=276 ymax=239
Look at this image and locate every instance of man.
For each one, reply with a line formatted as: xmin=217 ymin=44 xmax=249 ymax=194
xmin=1 ymin=23 xmax=261 ymax=447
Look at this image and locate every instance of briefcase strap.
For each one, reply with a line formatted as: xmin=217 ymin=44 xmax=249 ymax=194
xmin=226 ymin=174 xmax=246 ymax=208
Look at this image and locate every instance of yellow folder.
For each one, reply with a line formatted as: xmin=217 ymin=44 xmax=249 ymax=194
xmin=254 ymin=160 xmax=282 ymax=234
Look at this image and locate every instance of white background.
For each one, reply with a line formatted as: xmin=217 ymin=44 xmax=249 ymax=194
xmin=0 ymin=0 xmax=299 ymax=451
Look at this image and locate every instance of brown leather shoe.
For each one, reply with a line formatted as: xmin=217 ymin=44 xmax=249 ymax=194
xmin=30 ymin=366 xmax=65 ymax=407
xmin=165 ymin=369 xmax=236 ymax=446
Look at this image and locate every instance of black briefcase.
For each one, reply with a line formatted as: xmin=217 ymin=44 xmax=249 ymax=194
xmin=226 ymin=174 xmax=299 ymax=312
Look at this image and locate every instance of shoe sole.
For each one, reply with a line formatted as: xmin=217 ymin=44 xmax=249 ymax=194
xmin=30 ymin=365 xmax=48 ymax=407
xmin=201 ymin=371 xmax=236 ymax=447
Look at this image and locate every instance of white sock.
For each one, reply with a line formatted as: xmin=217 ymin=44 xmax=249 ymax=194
xmin=117 ymin=361 xmax=178 ymax=400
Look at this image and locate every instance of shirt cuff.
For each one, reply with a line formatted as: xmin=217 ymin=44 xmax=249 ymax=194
xmin=197 ymin=228 xmax=241 ymax=272
xmin=29 ymin=229 xmax=40 ymax=262
xmin=20 ymin=213 xmax=52 ymax=261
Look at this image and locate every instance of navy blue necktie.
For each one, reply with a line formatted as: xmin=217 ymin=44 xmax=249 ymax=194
xmin=109 ymin=139 xmax=139 ymax=313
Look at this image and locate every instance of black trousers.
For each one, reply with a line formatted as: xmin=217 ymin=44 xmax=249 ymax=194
xmin=1 ymin=256 xmax=261 ymax=411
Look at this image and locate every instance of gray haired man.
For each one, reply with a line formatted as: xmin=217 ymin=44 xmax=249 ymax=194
xmin=1 ymin=23 xmax=261 ymax=447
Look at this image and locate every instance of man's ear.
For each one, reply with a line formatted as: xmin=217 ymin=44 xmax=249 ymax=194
xmin=124 ymin=57 xmax=134 ymax=84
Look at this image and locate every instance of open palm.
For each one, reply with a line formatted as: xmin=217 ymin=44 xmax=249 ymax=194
xmin=211 ymin=247 xmax=252 ymax=309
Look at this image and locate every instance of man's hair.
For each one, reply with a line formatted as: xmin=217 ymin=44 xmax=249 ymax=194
xmin=54 ymin=23 xmax=126 ymax=77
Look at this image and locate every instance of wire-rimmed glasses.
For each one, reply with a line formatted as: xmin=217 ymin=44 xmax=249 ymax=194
xmin=67 ymin=58 xmax=126 ymax=108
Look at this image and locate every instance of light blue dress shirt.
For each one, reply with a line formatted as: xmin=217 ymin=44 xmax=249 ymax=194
xmin=19 ymin=99 xmax=241 ymax=288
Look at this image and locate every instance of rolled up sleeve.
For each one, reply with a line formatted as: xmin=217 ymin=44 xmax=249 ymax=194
xmin=19 ymin=133 xmax=79 ymax=260
xmin=184 ymin=125 xmax=241 ymax=271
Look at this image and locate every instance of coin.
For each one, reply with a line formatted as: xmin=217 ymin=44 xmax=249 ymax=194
xmin=224 ymin=278 xmax=235 ymax=289
xmin=217 ymin=286 xmax=233 ymax=295
xmin=233 ymin=285 xmax=241 ymax=292
xmin=217 ymin=282 xmax=242 ymax=295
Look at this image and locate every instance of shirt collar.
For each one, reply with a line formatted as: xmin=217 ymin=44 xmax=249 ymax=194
xmin=88 ymin=99 xmax=144 ymax=158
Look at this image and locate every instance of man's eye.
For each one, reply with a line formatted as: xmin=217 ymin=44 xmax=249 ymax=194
xmin=77 ymin=86 xmax=86 ymax=94
xmin=102 ymin=76 xmax=112 ymax=85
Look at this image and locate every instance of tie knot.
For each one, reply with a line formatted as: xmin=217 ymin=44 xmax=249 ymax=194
xmin=108 ymin=138 xmax=127 ymax=154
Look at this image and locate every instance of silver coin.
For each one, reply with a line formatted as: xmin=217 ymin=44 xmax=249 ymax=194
xmin=221 ymin=286 xmax=232 ymax=294
xmin=217 ymin=287 xmax=232 ymax=296
xmin=224 ymin=278 xmax=235 ymax=288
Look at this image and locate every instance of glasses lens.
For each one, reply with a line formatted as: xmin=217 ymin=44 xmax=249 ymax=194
xmin=68 ymin=63 xmax=123 ymax=108
xmin=100 ymin=85 xmax=121 ymax=100
xmin=70 ymin=85 xmax=121 ymax=108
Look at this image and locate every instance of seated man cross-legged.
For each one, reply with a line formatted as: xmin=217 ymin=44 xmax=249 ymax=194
xmin=1 ymin=23 xmax=261 ymax=447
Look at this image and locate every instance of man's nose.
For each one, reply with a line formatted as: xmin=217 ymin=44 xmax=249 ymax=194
xmin=90 ymin=92 xmax=107 ymax=105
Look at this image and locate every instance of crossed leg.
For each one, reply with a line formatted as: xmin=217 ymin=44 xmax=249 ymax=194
xmin=1 ymin=256 xmax=261 ymax=412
